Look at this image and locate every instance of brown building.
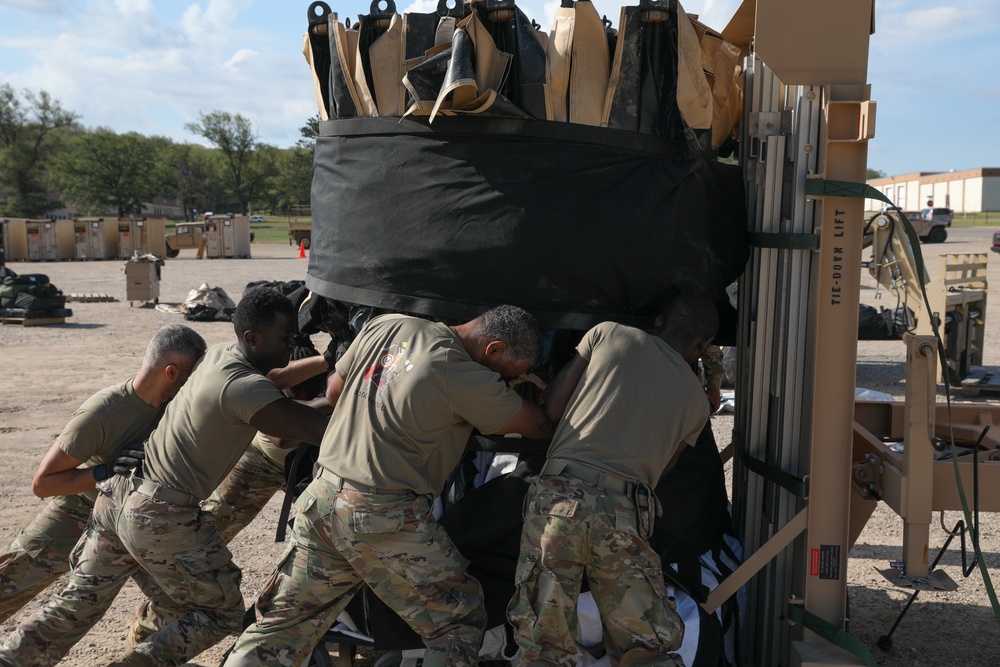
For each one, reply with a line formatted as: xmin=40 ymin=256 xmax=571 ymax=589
xmin=865 ymin=167 xmax=1000 ymax=213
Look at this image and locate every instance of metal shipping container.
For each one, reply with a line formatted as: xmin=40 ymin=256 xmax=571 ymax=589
xmin=202 ymin=215 xmax=251 ymax=258
xmin=73 ymin=218 xmax=118 ymax=260
xmin=117 ymin=218 xmax=166 ymax=258
xmin=2 ymin=219 xmax=29 ymax=261
xmin=26 ymin=219 xmax=74 ymax=261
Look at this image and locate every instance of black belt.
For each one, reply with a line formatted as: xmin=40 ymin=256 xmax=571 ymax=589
xmin=540 ymin=458 xmax=636 ymax=495
xmin=317 ymin=467 xmax=411 ymax=497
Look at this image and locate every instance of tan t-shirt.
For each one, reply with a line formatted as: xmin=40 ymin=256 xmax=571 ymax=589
xmin=142 ymin=343 xmax=284 ymax=500
xmin=317 ymin=314 xmax=523 ymax=496
xmin=547 ymin=322 xmax=709 ymax=488
xmin=58 ymin=378 xmax=162 ymax=468
xmin=251 ymin=431 xmax=290 ymax=468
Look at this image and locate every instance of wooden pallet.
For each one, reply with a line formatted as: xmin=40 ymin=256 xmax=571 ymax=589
xmin=66 ymin=293 xmax=117 ymax=303
xmin=0 ymin=316 xmax=66 ymax=326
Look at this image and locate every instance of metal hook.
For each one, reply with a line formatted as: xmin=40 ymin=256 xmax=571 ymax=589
xmin=307 ymin=1 xmax=331 ymax=28
xmin=436 ymin=0 xmax=469 ymax=19
xmin=368 ymin=0 xmax=397 ymax=19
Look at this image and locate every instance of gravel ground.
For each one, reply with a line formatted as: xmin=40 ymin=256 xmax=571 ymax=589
xmin=1 ymin=228 xmax=998 ymax=665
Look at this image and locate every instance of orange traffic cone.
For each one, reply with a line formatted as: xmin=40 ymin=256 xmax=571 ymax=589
xmin=298 ymin=240 xmax=306 ymax=258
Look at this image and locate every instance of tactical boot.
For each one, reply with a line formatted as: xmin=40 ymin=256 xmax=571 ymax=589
xmin=126 ymin=601 xmax=153 ymax=649
xmin=106 ymin=648 xmax=159 ymax=667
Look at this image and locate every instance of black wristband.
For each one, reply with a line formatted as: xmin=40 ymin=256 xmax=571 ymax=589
xmin=92 ymin=464 xmax=110 ymax=482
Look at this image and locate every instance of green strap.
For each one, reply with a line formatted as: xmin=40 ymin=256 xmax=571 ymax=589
xmin=751 ymin=231 xmax=821 ymax=250
xmin=741 ymin=450 xmax=809 ymax=498
xmin=787 ymin=604 xmax=878 ymax=667
xmin=807 ymin=177 xmax=1000 ymax=624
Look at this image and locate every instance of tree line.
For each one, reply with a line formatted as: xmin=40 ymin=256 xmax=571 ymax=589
xmin=0 ymin=83 xmax=316 ymax=220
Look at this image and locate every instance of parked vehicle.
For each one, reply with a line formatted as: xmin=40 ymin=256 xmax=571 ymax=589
xmin=249 ymin=215 xmax=266 ymax=223
xmin=992 ymin=230 xmax=1000 ymax=253
xmin=895 ymin=210 xmax=949 ymax=243
xmin=164 ymin=222 xmax=205 ymax=258
xmin=920 ymin=207 xmax=953 ymax=226
xmin=288 ymin=220 xmax=311 ymax=248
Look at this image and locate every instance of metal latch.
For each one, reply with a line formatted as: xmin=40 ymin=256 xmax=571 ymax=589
xmin=851 ymin=453 xmax=882 ymax=499
xmin=748 ymin=110 xmax=792 ymax=138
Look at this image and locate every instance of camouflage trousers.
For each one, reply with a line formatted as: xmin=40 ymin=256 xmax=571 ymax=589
xmin=507 ymin=474 xmax=685 ymax=666
xmin=224 ymin=475 xmax=487 ymax=667
xmin=131 ymin=445 xmax=285 ymax=643
xmin=206 ymin=443 xmax=287 ymax=543
xmin=0 ymin=491 xmax=95 ymax=624
xmin=0 ymin=475 xmax=244 ymax=667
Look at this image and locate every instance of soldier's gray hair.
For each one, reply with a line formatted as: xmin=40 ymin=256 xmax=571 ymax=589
xmin=143 ymin=324 xmax=207 ymax=368
xmin=477 ymin=305 xmax=542 ymax=366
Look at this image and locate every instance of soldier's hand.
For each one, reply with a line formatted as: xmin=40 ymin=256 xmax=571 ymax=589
xmin=323 ymin=337 xmax=339 ymax=370
xmin=112 ymin=442 xmax=146 ymax=476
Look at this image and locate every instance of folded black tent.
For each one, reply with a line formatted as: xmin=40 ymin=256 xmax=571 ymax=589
xmin=306 ymin=116 xmax=749 ymax=339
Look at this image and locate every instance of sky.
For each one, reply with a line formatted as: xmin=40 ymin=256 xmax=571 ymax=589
xmin=0 ymin=0 xmax=997 ymax=177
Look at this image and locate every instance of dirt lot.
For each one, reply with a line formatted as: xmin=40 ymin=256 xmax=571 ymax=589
xmin=1 ymin=230 xmax=998 ymax=666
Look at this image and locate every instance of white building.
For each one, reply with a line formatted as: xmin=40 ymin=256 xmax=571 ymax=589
xmin=864 ymin=167 xmax=1000 ymax=213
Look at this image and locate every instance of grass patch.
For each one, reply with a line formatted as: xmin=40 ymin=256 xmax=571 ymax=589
xmin=864 ymin=211 xmax=1000 ymax=227
xmin=951 ymin=212 xmax=1000 ymax=227
xmin=164 ymin=216 xmax=313 ymax=245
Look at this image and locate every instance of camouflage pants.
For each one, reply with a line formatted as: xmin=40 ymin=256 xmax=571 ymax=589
xmin=131 ymin=446 xmax=285 ymax=643
xmin=224 ymin=476 xmax=487 ymax=667
xmin=507 ymin=474 xmax=685 ymax=667
xmin=205 ymin=443 xmax=287 ymax=543
xmin=0 ymin=476 xmax=244 ymax=667
xmin=0 ymin=492 xmax=95 ymax=624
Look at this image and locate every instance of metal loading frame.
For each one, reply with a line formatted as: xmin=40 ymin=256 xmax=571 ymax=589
xmin=732 ymin=64 xmax=875 ymax=667
xmin=852 ymin=367 xmax=1000 ymax=576
xmin=730 ymin=0 xmax=876 ymax=663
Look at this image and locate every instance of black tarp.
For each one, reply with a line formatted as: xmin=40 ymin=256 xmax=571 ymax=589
xmin=307 ymin=116 xmax=749 ymax=337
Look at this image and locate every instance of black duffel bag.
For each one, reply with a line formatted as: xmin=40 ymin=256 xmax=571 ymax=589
xmin=2 ymin=273 xmax=49 ymax=286
xmin=0 ymin=274 xmax=52 ymax=308
xmin=14 ymin=283 xmax=66 ymax=312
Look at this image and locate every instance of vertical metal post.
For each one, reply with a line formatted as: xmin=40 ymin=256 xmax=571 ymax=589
xmin=800 ymin=82 xmax=873 ymax=646
xmin=901 ymin=336 xmax=937 ymax=578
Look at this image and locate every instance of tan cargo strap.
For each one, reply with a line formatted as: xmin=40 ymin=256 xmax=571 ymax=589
xmin=540 ymin=458 xmax=635 ymax=495
xmin=317 ymin=467 xmax=411 ymax=496
xmin=131 ymin=475 xmax=200 ymax=508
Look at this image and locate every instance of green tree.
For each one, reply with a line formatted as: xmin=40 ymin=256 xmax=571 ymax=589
xmin=260 ymin=117 xmax=319 ymax=214
xmin=296 ymin=115 xmax=320 ymax=152
xmin=51 ymin=129 xmax=160 ymax=217
xmin=866 ymin=168 xmax=886 ymax=180
xmin=184 ymin=111 xmax=277 ymax=215
xmin=265 ymin=146 xmax=314 ymax=214
xmin=0 ymin=84 xmax=78 ymax=216
xmin=157 ymin=142 xmax=225 ymax=221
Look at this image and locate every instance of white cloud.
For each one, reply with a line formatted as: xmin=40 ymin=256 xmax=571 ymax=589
xmin=400 ymin=0 xmax=438 ymax=14
xmin=0 ymin=0 xmax=311 ymax=148
xmin=223 ymin=47 xmax=259 ymax=72
xmin=114 ymin=0 xmax=155 ymax=17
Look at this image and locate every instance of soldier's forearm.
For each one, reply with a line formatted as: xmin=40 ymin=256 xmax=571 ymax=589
xmin=33 ymin=467 xmax=97 ymax=498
